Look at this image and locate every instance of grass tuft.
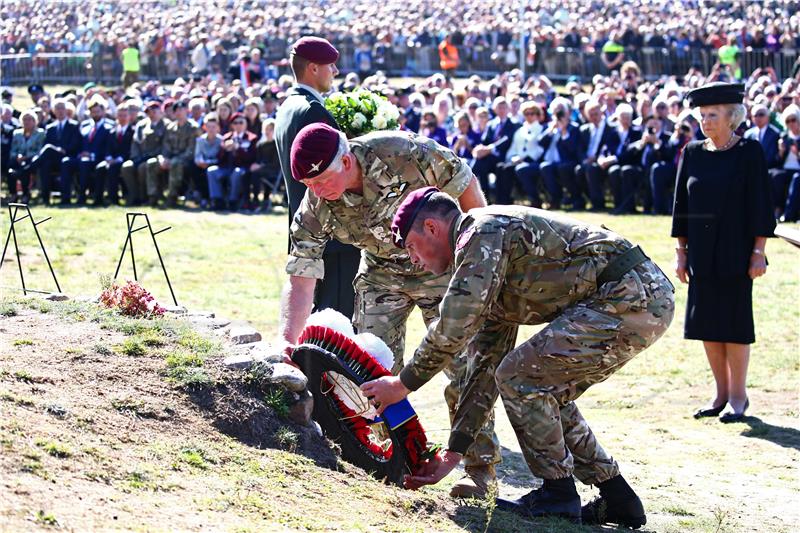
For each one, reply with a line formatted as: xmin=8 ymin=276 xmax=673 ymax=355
xmin=0 ymin=302 xmax=18 ymax=317
xmin=263 ymin=388 xmax=290 ymax=418
xmin=35 ymin=438 xmax=72 ymax=458
xmin=274 ymin=426 xmax=299 ymax=452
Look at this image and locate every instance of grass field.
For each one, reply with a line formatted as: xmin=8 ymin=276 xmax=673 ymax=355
xmin=1 ymin=204 xmax=798 ymax=532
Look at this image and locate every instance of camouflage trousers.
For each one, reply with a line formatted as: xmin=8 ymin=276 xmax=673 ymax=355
xmin=120 ymin=158 xmax=158 ymax=204
xmin=353 ymin=261 xmax=501 ymax=467
xmin=494 ymin=260 xmax=675 ymax=483
xmin=146 ymin=156 xmax=185 ymax=200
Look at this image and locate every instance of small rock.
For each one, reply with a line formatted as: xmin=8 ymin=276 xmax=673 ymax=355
xmin=163 ymin=305 xmax=187 ymax=315
xmin=187 ymin=310 xmax=215 ymax=318
xmin=229 ymin=325 xmax=262 ymax=345
xmin=233 ymin=341 xmax=285 ymax=363
xmin=223 ymin=353 xmax=259 ymax=370
xmin=288 ymin=389 xmax=314 ymax=426
xmin=44 ymin=293 xmax=69 ymax=301
xmin=266 ymin=362 xmax=307 ymax=392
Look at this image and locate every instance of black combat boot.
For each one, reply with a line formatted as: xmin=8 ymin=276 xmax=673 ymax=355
xmin=496 ymin=477 xmax=581 ymax=523
xmin=581 ymin=474 xmax=646 ymax=529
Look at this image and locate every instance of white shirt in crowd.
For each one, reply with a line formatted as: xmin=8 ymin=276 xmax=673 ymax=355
xmin=506 ymin=121 xmax=544 ymax=163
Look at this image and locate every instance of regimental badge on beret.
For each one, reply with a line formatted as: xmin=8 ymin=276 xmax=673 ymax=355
xmin=290 ymin=123 xmax=342 ymax=181
xmin=685 ymin=82 xmax=745 ymax=108
xmin=390 ymin=186 xmax=439 ymax=248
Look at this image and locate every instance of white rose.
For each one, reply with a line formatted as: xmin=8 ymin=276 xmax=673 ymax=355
xmin=360 ymin=100 xmax=371 ymax=113
xmin=351 ymin=112 xmax=367 ymax=129
xmin=327 ymin=93 xmax=344 ymax=104
xmin=379 ymin=102 xmax=400 ymax=120
xmin=371 ymin=115 xmax=388 ymax=129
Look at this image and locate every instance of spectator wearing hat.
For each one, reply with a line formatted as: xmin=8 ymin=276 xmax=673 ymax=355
xmin=275 ymin=35 xmax=360 ymax=319
xmin=27 ymin=84 xmax=45 ymax=107
xmin=151 ymin=100 xmax=199 ymax=207
xmin=471 ymin=96 xmax=520 ymax=204
xmin=121 ymin=101 xmax=168 ymax=206
xmin=744 ymin=103 xmax=781 ymax=169
xmin=7 ymin=110 xmax=45 ymax=204
xmin=1 ymin=88 xmax=20 ymax=119
xmin=70 ymin=96 xmax=114 ymax=205
xmin=673 ymin=82 xmax=775 ymax=423
xmin=574 ymin=98 xmax=621 ymax=211
xmin=37 ymin=98 xmax=81 ymax=205
xmin=207 ymin=112 xmax=256 ymax=210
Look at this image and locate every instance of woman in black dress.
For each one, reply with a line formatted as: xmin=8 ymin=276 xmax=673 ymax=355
xmin=671 ymin=82 xmax=776 ymax=423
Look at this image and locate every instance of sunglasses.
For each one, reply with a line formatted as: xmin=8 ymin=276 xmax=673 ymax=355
xmin=754 ymin=113 xmax=768 ymax=117
xmin=523 ymin=111 xmax=540 ymax=116
xmin=786 ymin=118 xmax=797 ymax=123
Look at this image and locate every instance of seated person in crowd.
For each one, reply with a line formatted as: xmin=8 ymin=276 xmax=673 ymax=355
xmin=72 ymin=96 xmax=114 ymax=206
xmin=208 ymin=113 xmax=257 ymax=210
xmin=100 ymin=101 xmax=135 ymax=205
xmin=603 ymin=103 xmax=643 ymax=214
xmin=244 ymin=97 xmax=263 ymax=139
xmin=121 ymin=101 xmax=168 ymax=206
xmin=574 ymin=98 xmax=620 ymax=211
xmin=771 ymin=104 xmax=800 ymax=222
xmin=472 ymin=96 xmax=519 ymax=203
xmin=538 ymin=98 xmax=582 ymax=210
xmin=504 ymin=101 xmax=545 ymax=207
xmin=419 ymin=108 xmax=449 ymax=147
xmin=1 ymin=104 xmax=19 ymax=184
xmin=449 ymin=110 xmax=481 ymax=164
xmin=193 ymin=112 xmax=223 ymax=209
xmin=7 ymin=110 xmax=45 ymax=204
xmin=249 ymin=118 xmax=283 ymax=212
xmin=745 ymin=103 xmax=781 ymax=169
xmin=37 ymin=98 xmax=80 ymax=205
xmin=151 ymin=100 xmax=199 ymax=207
xmin=642 ymin=114 xmax=683 ymax=215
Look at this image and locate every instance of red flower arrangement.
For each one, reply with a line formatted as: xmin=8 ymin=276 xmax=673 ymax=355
xmin=100 ymin=280 xmax=166 ymax=318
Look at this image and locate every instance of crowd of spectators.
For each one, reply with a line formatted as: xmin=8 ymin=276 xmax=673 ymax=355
xmin=3 ymin=59 xmax=800 ymax=221
xmin=3 ymin=0 xmax=800 ymax=82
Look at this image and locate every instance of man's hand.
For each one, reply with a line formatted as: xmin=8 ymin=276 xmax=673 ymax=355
xmin=748 ymin=252 xmax=767 ymax=280
xmin=273 ymin=339 xmax=298 ymax=368
xmin=359 ymin=376 xmax=410 ymax=415
xmin=403 ymin=449 xmax=462 ymax=490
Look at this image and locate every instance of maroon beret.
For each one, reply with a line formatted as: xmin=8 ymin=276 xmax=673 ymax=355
xmin=391 ymin=186 xmax=440 ymax=248
xmin=229 ymin=112 xmax=246 ymax=123
xmin=291 ymin=36 xmax=339 ymax=65
xmin=161 ymin=98 xmax=175 ymax=112
xmin=290 ymin=123 xmax=341 ymax=181
xmin=144 ymin=101 xmax=161 ymax=111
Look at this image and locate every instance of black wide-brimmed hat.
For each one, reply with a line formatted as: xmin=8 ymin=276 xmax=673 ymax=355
xmin=685 ymin=82 xmax=745 ymax=107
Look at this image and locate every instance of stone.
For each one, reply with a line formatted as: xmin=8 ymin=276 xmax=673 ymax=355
xmin=44 ymin=293 xmax=69 ymax=301
xmin=288 ymin=389 xmax=314 ymax=426
xmin=187 ymin=310 xmax=215 ymax=318
xmin=229 ymin=325 xmax=262 ymax=345
xmin=233 ymin=341 xmax=285 ymax=364
xmin=265 ymin=362 xmax=308 ymax=392
xmin=163 ymin=305 xmax=188 ymax=315
xmin=223 ymin=353 xmax=260 ymax=370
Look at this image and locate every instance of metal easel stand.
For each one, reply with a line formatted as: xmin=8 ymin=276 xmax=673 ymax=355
xmin=0 ymin=203 xmax=61 ymax=295
xmin=113 ymin=212 xmax=178 ymax=306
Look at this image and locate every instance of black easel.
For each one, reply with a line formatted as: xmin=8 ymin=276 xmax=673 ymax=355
xmin=0 ymin=203 xmax=61 ymax=295
xmin=113 ymin=212 xmax=178 ymax=306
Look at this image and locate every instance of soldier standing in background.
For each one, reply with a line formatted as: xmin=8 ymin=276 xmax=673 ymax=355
xmin=275 ymin=36 xmax=361 ymax=319
xmin=364 ymin=188 xmax=675 ymax=527
xmin=279 ymin=123 xmax=501 ymax=498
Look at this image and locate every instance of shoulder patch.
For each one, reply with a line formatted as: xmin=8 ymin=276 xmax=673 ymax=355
xmin=386 ymin=181 xmax=408 ymax=199
xmin=455 ymin=226 xmax=476 ymax=252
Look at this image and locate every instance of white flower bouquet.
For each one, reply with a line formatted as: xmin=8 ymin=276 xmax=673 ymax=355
xmin=325 ymin=89 xmax=400 ymax=138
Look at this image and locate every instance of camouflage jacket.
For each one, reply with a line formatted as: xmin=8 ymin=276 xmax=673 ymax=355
xmin=286 ymin=130 xmax=473 ymax=278
xmin=130 ymin=118 xmax=169 ymax=161
xmin=397 ymin=206 xmax=639 ymax=438
xmin=162 ymin=119 xmax=199 ymax=161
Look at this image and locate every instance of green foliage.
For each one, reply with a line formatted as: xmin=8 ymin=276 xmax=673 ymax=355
xmin=263 ymin=388 xmax=289 ymax=418
xmin=274 ymin=426 xmax=299 ymax=452
xmin=35 ymin=438 xmax=72 ymax=458
xmin=0 ymin=302 xmax=18 ymax=317
xmin=177 ymin=447 xmax=210 ymax=469
xmin=12 ymin=339 xmax=34 ymax=346
xmin=34 ymin=510 xmax=58 ymax=527
xmin=324 ymin=89 xmax=400 ymax=138
xmin=116 ymin=338 xmax=146 ymax=357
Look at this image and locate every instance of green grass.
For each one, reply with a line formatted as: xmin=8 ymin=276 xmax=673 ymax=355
xmin=12 ymin=339 xmax=34 ymax=347
xmin=263 ymin=388 xmax=290 ymax=418
xmin=116 ymin=338 xmax=146 ymax=357
xmin=35 ymin=438 xmax=72 ymax=458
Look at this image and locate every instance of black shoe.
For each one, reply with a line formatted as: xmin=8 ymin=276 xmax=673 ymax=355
xmin=693 ymin=403 xmax=726 ymax=419
xmin=496 ymin=477 xmax=581 ymax=523
xmin=582 ymin=475 xmax=646 ymax=529
xmin=720 ymin=398 xmax=749 ymax=423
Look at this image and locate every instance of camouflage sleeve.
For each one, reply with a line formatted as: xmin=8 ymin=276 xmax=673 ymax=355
xmin=448 ymin=319 xmax=518 ymax=455
xmin=179 ymin=126 xmax=198 ymax=161
xmin=398 ymin=224 xmax=509 ymax=391
xmin=285 ymin=191 xmax=331 ymax=279
xmin=418 ymin=137 xmax=473 ymax=199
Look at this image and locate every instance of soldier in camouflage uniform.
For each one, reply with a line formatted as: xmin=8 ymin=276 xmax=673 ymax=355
xmin=280 ymin=122 xmax=500 ymax=497
xmin=121 ymin=101 xmax=168 ymax=205
xmin=363 ymin=189 xmax=674 ymax=527
xmin=150 ymin=100 xmax=198 ymax=207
